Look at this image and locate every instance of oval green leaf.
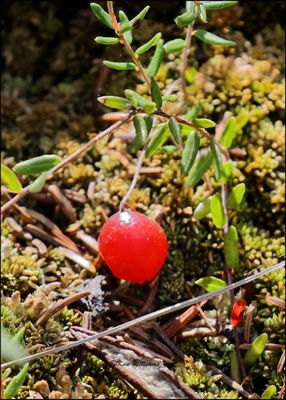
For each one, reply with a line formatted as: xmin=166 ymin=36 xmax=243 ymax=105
xmin=146 ymin=123 xmax=170 ymax=158
xmin=162 ymin=94 xmax=177 ymax=102
xmin=220 ymin=116 xmax=237 ymax=148
xmin=168 ymin=117 xmax=182 ymax=144
xmin=202 ymin=1 xmax=238 ymax=10
xmin=160 ymin=145 xmax=177 ymax=154
xmin=261 ymin=385 xmax=277 ymax=400
xmin=135 ymin=33 xmax=162 ymax=55
xmin=195 ymin=276 xmax=226 ymax=292
xmin=187 ymin=149 xmax=213 ymax=187
xmin=95 ymin=36 xmax=119 ymax=45
xmin=192 ymin=118 xmax=216 ymax=128
xmin=4 ymin=363 xmax=29 ymax=399
xmin=210 ymin=192 xmax=226 ymax=228
xmin=219 ymin=161 xmax=233 ymax=182
xmin=118 ymin=10 xmax=133 ymax=44
xmin=164 ymin=38 xmax=185 ymax=53
xmin=130 ymin=5 xmax=150 ymax=24
xmin=132 ymin=115 xmax=148 ymax=152
xmin=14 ymin=155 xmax=62 ymax=175
xmin=29 ymin=172 xmax=49 ymax=193
xmin=1 ymin=164 xmax=22 ymax=193
xmin=181 ymin=131 xmax=200 ymax=175
xmin=90 ymin=3 xmax=113 ymax=29
xmin=210 ymin=141 xmax=223 ymax=180
xmin=224 ymin=225 xmax=239 ymax=267
xmin=151 ymin=77 xmax=163 ymax=108
xmin=193 ymin=196 xmax=212 ymax=220
xmin=228 ymin=183 xmax=246 ymax=209
xmin=97 ymin=95 xmax=131 ymax=110
xmin=103 ymin=60 xmax=136 ymax=70
xmin=198 ymin=4 xmax=207 ymax=23
xmin=244 ymin=333 xmax=268 ymax=366
xmin=175 ymin=11 xmax=196 ymax=27
xmin=146 ymin=40 xmax=164 ymax=78
xmin=195 ymin=29 xmax=235 ymax=46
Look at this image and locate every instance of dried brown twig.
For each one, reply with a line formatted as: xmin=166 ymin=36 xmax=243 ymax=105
xmin=0 ymin=111 xmax=135 ymax=217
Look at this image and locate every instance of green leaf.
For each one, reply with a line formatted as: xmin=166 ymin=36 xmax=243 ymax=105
xmin=132 ymin=115 xmax=148 ymax=152
xmin=95 ymin=36 xmax=119 ymax=45
xmin=261 ymin=386 xmax=277 ymax=400
xmin=187 ymin=149 xmax=213 ymax=188
xmin=192 ymin=118 xmax=216 ymax=128
xmin=117 ymin=21 xmax=133 ymax=34
xmin=193 ymin=196 xmax=212 ymax=220
xmin=183 ymin=102 xmax=202 ymax=120
xmin=11 ymin=327 xmax=25 ymax=345
xmin=180 ymin=124 xmax=196 ymax=136
xmin=202 ymin=1 xmax=238 ymax=10
xmin=146 ymin=40 xmax=164 ymax=78
xmin=220 ymin=116 xmax=237 ymax=148
xmin=186 ymin=1 xmax=195 ymax=13
xmin=103 ymin=60 xmax=136 ymax=70
xmin=144 ymin=115 xmax=153 ymax=133
xmin=97 ymin=95 xmax=131 ymax=110
xmin=90 ymin=3 xmax=113 ymax=29
xmin=118 ymin=10 xmax=133 ymax=43
xmin=224 ymin=225 xmax=239 ymax=267
xmin=219 ymin=160 xmax=233 ymax=182
xmin=131 ymin=5 xmax=150 ymax=23
xmin=175 ymin=11 xmax=196 ymax=27
xmin=4 ymin=363 xmax=29 ymax=399
xmin=1 ymin=325 xmax=27 ymax=362
xmin=228 ymin=183 xmax=246 ymax=208
xmin=210 ymin=141 xmax=223 ymax=180
xmin=164 ymin=38 xmax=185 ymax=53
xmin=151 ymin=77 xmax=163 ymax=108
xmin=146 ymin=123 xmax=171 ymax=157
xmin=135 ymin=33 xmax=162 ymax=55
xmin=235 ymin=112 xmax=249 ymax=131
xmin=124 ymin=89 xmax=156 ymax=113
xmin=195 ymin=29 xmax=235 ymax=46
xmin=168 ymin=117 xmax=182 ymax=144
xmin=162 ymin=95 xmax=177 ymax=102
xmin=1 ymin=164 xmax=22 ymax=193
xmin=181 ymin=131 xmax=200 ymax=175
xmin=210 ymin=192 xmax=226 ymax=228
xmin=198 ymin=4 xmax=207 ymax=23
xmin=29 ymin=172 xmax=49 ymax=193
xmin=195 ymin=276 xmax=226 ymax=292
xmin=14 ymin=155 xmax=62 ymax=175
xmin=244 ymin=333 xmax=268 ymax=366
xmin=117 ymin=6 xmax=150 ymax=33
xmin=160 ymin=145 xmax=177 ymax=154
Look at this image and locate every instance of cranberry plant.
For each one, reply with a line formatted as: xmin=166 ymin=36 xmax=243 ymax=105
xmin=1 ymin=0 xmax=245 ymax=284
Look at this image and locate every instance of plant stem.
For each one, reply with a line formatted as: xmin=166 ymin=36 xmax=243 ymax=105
xmin=120 ymin=36 xmax=151 ymax=90
xmin=119 ymin=147 xmax=146 ymax=212
xmin=154 ymin=109 xmax=229 ymax=158
xmin=0 ymin=111 xmax=135 ymax=217
xmin=107 ymin=1 xmax=151 ymax=90
xmin=221 ymin=181 xmax=248 ymax=382
xmin=179 ymin=22 xmax=194 ymax=87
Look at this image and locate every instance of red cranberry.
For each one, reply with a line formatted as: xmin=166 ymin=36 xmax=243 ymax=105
xmin=98 ymin=211 xmax=168 ymax=283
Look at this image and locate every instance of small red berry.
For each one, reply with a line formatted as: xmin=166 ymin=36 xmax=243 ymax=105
xmin=98 ymin=211 xmax=168 ymax=283
xmin=230 ymin=299 xmax=246 ymax=327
